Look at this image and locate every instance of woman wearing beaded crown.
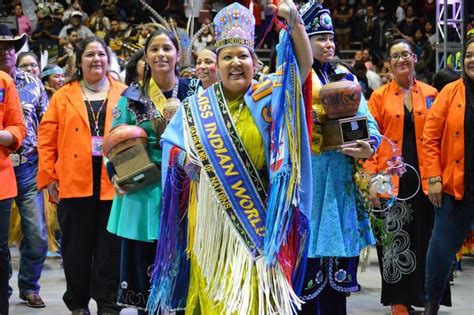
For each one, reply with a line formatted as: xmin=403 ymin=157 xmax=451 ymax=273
xmin=297 ymin=2 xmax=381 ymax=314
xmin=105 ymin=29 xmax=194 ymax=313
xmin=147 ymin=1 xmax=314 ymax=314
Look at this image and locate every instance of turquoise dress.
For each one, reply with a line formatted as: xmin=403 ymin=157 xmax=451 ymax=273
xmin=300 ymin=63 xmax=381 ymax=307
xmin=106 ymin=83 xmax=162 ymax=242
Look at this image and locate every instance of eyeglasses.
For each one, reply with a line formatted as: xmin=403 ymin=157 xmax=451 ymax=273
xmin=0 ymin=45 xmax=14 ymax=52
xmin=19 ymin=63 xmax=39 ymax=69
xmin=389 ymin=51 xmax=414 ymax=61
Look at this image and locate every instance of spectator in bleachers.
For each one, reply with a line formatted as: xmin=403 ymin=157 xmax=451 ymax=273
xmin=333 ymin=0 xmax=354 ymax=49
xmin=378 ymin=61 xmax=393 ymax=84
xmin=397 ymin=4 xmax=422 ymax=39
xmin=424 ymin=20 xmax=436 ymax=46
xmin=15 ymin=0 xmax=38 ymax=33
xmin=31 ymin=14 xmax=61 ymax=61
xmin=14 ymin=4 xmax=33 ymax=36
xmin=192 ymin=20 xmax=215 ymax=57
xmin=422 ymin=0 xmax=436 ymax=21
xmin=395 ymin=0 xmax=406 ymax=25
xmin=362 ymin=47 xmax=375 ymax=71
xmin=61 ymin=1 xmax=89 ymax=24
xmin=371 ymin=6 xmax=394 ymax=59
xmin=105 ymin=18 xmax=125 ymax=56
xmin=136 ymin=25 xmax=152 ymax=47
xmin=57 ymin=28 xmax=79 ymax=73
xmin=413 ymin=27 xmax=434 ymax=72
xmin=101 ymin=0 xmax=121 ymax=20
xmin=354 ymin=0 xmax=370 ymax=17
xmin=39 ymin=0 xmax=65 ymax=25
xmin=353 ymin=50 xmax=382 ymax=99
xmin=353 ymin=4 xmax=376 ymax=45
xmin=87 ymin=7 xmax=110 ymax=39
xmin=162 ymin=0 xmax=187 ymax=29
xmin=58 ymin=11 xmax=93 ymax=46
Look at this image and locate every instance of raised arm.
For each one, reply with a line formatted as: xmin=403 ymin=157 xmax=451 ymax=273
xmin=269 ymin=0 xmax=313 ymax=81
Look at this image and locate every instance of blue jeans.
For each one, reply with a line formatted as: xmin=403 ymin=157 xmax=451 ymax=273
xmin=11 ymin=156 xmax=47 ymax=296
xmin=425 ymin=193 xmax=473 ymax=303
xmin=0 ymin=198 xmax=12 ymax=315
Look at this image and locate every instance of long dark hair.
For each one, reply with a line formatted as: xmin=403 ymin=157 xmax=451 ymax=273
xmin=125 ymin=48 xmax=145 ymax=86
xmin=142 ymin=29 xmax=180 ymax=97
xmin=69 ymin=36 xmax=111 ymax=83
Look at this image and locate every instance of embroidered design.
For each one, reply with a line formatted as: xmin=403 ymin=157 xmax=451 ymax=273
xmin=112 ymin=106 xmax=121 ymax=119
xmin=262 ymin=105 xmax=272 ymax=123
xmin=381 ymin=200 xmax=416 ymax=283
xmin=335 ymin=269 xmax=347 ymax=282
xmin=126 ymin=99 xmax=161 ymax=125
xmin=316 ymin=271 xmax=324 ymax=284
xmin=252 ymin=80 xmax=272 ymax=101
xmin=425 ymin=96 xmax=435 ymax=109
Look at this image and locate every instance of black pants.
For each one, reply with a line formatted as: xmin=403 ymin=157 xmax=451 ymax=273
xmin=0 ymin=198 xmax=12 ymax=315
xmin=58 ymin=197 xmax=121 ymax=312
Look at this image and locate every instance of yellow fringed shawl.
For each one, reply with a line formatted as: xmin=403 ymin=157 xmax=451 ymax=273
xmin=185 ymin=97 xmax=273 ymax=315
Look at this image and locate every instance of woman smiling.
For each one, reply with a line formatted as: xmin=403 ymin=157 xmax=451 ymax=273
xmin=149 ymin=1 xmax=313 ymax=314
xmin=105 ymin=29 xmax=194 ymax=314
xmin=37 ymin=36 xmax=126 ymax=315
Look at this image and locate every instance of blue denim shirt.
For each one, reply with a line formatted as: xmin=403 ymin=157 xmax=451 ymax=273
xmin=12 ymin=67 xmax=49 ymax=157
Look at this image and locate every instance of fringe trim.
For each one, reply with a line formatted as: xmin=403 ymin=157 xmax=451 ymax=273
xmin=193 ymin=172 xmax=303 ymax=315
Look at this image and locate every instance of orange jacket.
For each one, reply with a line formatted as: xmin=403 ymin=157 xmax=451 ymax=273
xmin=37 ymin=78 xmax=126 ymax=200
xmin=364 ymin=79 xmax=437 ymax=195
xmin=423 ymin=78 xmax=466 ymax=200
xmin=0 ymin=71 xmax=26 ymax=199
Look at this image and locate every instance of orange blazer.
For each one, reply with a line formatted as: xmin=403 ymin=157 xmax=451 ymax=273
xmin=364 ymin=79 xmax=437 ymax=195
xmin=0 ymin=71 xmax=26 ymax=199
xmin=423 ymin=78 xmax=466 ymax=200
xmin=37 ymin=77 xmax=126 ymax=200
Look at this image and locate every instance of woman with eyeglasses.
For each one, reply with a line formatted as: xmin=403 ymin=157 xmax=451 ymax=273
xmin=422 ymin=37 xmax=474 ymax=315
xmin=16 ymin=52 xmax=40 ymax=78
xmin=364 ymin=38 xmax=451 ymax=314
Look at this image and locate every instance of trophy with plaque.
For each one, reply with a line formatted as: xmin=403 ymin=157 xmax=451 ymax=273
xmin=103 ymin=124 xmax=161 ymax=193
xmin=315 ymin=74 xmax=373 ymax=151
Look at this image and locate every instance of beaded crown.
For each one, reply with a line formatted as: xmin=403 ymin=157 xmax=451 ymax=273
xmin=214 ymin=2 xmax=255 ymax=51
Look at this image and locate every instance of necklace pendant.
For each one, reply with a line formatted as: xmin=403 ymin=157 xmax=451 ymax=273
xmin=163 ymin=97 xmax=181 ymax=121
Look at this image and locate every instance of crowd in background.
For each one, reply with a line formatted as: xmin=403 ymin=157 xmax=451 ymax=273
xmin=1 ymin=0 xmax=474 ymax=315
xmin=1 ymin=0 xmax=473 ymax=92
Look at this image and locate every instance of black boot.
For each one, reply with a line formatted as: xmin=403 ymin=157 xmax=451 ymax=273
xmin=424 ymin=302 xmax=440 ymax=315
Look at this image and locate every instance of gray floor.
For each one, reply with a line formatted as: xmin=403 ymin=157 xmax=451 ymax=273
xmin=7 ymin=247 xmax=474 ymax=314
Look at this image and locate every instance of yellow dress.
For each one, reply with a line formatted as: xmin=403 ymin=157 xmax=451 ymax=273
xmin=186 ymin=96 xmax=265 ymax=315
